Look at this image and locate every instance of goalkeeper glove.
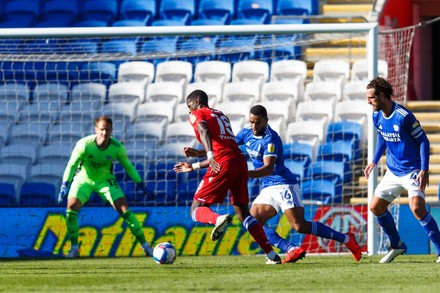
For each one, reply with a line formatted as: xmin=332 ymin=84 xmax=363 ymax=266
xmin=137 ymin=182 xmax=155 ymax=201
xmin=58 ymin=182 xmax=69 ymax=205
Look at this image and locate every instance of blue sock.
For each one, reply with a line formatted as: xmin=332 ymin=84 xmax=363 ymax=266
xmin=419 ymin=213 xmax=440 ymax=255
xmin=311 ymin=221 xmax=346 ymax=243
xmin=263 ymin=226 xmax=295 ymax=252
xmin=377 ymin=210 xmax=401 ymax=248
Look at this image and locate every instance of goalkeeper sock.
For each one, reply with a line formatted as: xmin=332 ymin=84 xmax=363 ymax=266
xmin=263 ymin=226 xmax=295 ymax=252
xmin=419 ymin=213 xmax=440 ymax=255
xmin=192 ymin=207 xmax=218 ymax=224
xmin=243 ymin=216 xmax=273 ymax=254
xmin=311 ymin=221 xmax=346 ymax=243
xmin=121 ymin=209 xmax=147 ymax=245
xmin=66 ymin=209 xmax=79 ymax=246
xmin=377 ymin=210 xmax=401 ymax=248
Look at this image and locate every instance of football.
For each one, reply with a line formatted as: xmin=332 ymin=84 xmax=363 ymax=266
xmin=153 ymin=242 xmax=176 ymax=264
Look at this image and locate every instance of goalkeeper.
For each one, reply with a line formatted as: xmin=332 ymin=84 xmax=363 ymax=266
xmin=57 ymin=115 xmax=153 ymax=258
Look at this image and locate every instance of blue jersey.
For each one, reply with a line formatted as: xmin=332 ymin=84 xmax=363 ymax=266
xmin=235 ymin=125 xmax=299 ymax=189
xmin=372 ymin=102 xmax=430 ymax=176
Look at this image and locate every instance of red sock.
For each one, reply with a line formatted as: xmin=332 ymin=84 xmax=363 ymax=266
xmin=193 ymin=207 xmax=219 ymax=225
xmin=244 ymin=216 xmax=273 ymax=254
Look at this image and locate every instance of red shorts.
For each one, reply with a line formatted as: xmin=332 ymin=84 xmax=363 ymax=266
xmin=194 ymin=154 xmax=249 ymax=205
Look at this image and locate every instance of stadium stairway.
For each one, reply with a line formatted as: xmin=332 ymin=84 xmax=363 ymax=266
xmin=354 ymin=101 xmax=440 ymax=204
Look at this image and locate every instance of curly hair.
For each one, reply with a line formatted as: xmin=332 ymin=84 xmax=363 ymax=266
xmin=187 ymin=89 xmax=209 ymax=106
xmin=366 ymin=77 xmax=394 ymax=99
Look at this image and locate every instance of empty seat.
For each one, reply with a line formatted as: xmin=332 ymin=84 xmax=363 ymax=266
xmin=318 ymin=140 xmax=357 ymax=164
xmin=136 ymin=100 xmax=177 ymax=126
xmin=139 ymin=37 xmax=178 ymax=66
xmin=117 ymin=61 xmax=155 ymax=91
xmin=0 ymin=101 xmax=23 ymax=123
xmin=185 ymin=81 xmax=223 ymax=106
xmin=313 ymin=59 xmax=350 ymax=84
xmin=0 ymin=82 xmax=30 ymax=103
xmin=194 ymin=60 xmax=231 ymax=85
xmin=0 ymin=163 xmax=29 ymax=194
xmin=301 ymin=178 xmax=342 ymax=204
xmin=70 ymin=82 xmax=107 ymax=102
xmin=79 ymin=62 xmax=117 ymax=89
xmin=19 ymin=182 xmax=57 ymax=206
xmin=9 ymin=122 xmax=49 ymax=145
xmin=38 ymin=142 xmax=74 ymax=165
xmin=0 ymin=182 xmax=16 ymax=206
xmin=155 ymin=60 xmax=193 ymax=88
xmin=101 ymin=39 xmax=138 ymax=66
xmin=261 ymin=81 xmax=297 ymax=121
xmin=343 ymin=81 xmax=367 ymax=101
xmin=0 ymin=143 xmax=39 ymax=166
xmin=101 ymin=102 xmax=137 ymax=137
xmin=304 ymin=81 xmax=342 ymax=103
xmin=223 ymin=81 xmax=261 ymax=104
xmin=259 ymin=102 xmax=290 ymax=138
xmin=283 ymin=141 xmax=314 ymax=167
xmin=165 ymin=121 xmax=195 ymax=144
xmin=120 ymin=0 xmax=156 ymax=25
xmin=59 ymin=100 xmax=103 ymax=124
xmin=48 ymin=121 xmax=89 ymax=144
xmin=270 ymin=60 xmax=307 ymax=102
xmin=177 ymin=37 xmax=216 ymax=65
xmin=284 ymin=159 xmax=308 ymax=181
xmin=80 ymin=0 xmax=117 ymax=25
xmin=146 ymin=82 xmax=184 ymax=103
xmin=125 ymin=121 xmax=165 ymax=144
xmin=30 ymin=162 xmax=66 ymax=187
xmin=351 ymin=59 xmax=388 ymax=81
xmin=335 ymin=100 xmax=371 ymax=143
xmin=174 ymin=102 xmax=190 ymax=122
xmin=235 ymin=0 xmax=273 ymax=24
xmin=217 ymin=35 xmax=256 ymax=63
xmin=37 ymin=0 xmax=77 ymax=27
xmin=0 ymin=0 xmax=40 ymax=28
xmin=0 ymin=122 xmax=10 ymax=145
xmin=296 ymin=100 xmax=334 ymax=125
xmin=232 ymin=60 xmax=269 ymax=88
xmin=277 ymin=0 xmax=319 ymax=15
xmin=159 ymin=0 xmax=195 ymax=25
xmin=285 ymin=120 xmax=326 ymax=159
xmin=308 ymin=160 xmax=350 ymax=184
xmin=108 ymin=82 xmax=145 ymax=105
xmin=197 ymin=0 xmax=234 ymax=25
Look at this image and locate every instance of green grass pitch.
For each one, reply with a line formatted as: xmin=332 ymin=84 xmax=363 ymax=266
xmin=1 ymin=254 xmax=439 ymax=292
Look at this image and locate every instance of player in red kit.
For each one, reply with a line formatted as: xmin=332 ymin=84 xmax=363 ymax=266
xmin=174 ymin=89 xmax=282 ymax=264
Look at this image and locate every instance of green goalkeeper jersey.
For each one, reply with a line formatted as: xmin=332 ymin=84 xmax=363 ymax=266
xmin=62 ymin=134 xmax=141 ymax=183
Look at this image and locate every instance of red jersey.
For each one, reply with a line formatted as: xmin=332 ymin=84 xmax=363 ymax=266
xmin=189 ymin=107 xmax=242 ymax=163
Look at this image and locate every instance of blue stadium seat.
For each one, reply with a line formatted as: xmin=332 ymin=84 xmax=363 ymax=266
xmin=146 ymin=160 xmax=179 ymax=205
xmin=317 ymin=140 xmax=356 ymax=163
xmin=78 ymin=61 xmax=117 ymax=89
xmin=120 ymin=0 xmax=156 ymax=26
xmin=112 ymin=19 xmax=147 ymax=27
xmin=0 ymin=0 xmax=40 ymax=28
xmin=307 ymin=160 xmax=351 ymax=184
xmin=74 ymin=19 xmax=108 ymax=27
xmin=197 ymin=0 xmax=234 ymax=25
xmin=284 ymin=159 xmax=308 ymax=182
xmin=235 ymin=0 xmax=273 ymax=24
xmin=101 ymin=39 xmax=138 ymax=67
xmin=19 ymin=182 xmax=56 ymax=206
xmin=276 ymin=0 xmax=319 ymax=16
xmin=139 ymin=37 xmax=178 ymax=66
xmin=80 ymin=0 xmax=118 ymax=25
xmin=159 ymin=0 xmax=195 ymax=25
xmin=217 ymin=35 xmax=256 ymax=63
xmin=39 ymin=62 xmax=79 ymax=86
xmin=36 ymin=0 xmax=77 ymax=27
xmin=177 ymin=37 xmax=216 ymax=66
xmin=301 ymin=178 xmax=342 ymax=204
xmin=282 ymin=142 xmax=313 ymax=167
xmin=0 ymin=182 xmax=16 ymax=206
xmin=326 ymin=121 xmax=362 ymax=162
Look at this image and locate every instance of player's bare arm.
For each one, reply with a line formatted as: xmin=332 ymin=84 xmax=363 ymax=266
xmin=416 ymin=170 xmax=429 ymax=190
xmin=183 ymin=147 xmax=206 ymax=157
xmin=197 ymin=120 xmax=220 ymax=173
xmin=364 ymin=162 xmax=376 ymax=179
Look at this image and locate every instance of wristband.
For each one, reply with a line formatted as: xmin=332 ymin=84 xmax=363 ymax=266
xmin=206 ymin=151 xmax=214 ymax=160
xmin=192 ymin=162 xmax=201 ymax=171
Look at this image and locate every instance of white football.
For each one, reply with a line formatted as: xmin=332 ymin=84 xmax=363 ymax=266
xmin=153 ymin=242 xmax=177 ymax=264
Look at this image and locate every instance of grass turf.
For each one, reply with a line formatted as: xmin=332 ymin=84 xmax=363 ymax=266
xmin=1 ymin=254 xmax=439 ymax=292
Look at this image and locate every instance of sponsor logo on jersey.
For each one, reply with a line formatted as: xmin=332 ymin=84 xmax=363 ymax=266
xmin=267 ymin=143 xmax=275 ymax=153
xmin=393 ymin=124 xmax=399 ymax=132
xmin=412 ymin=121 xmax=420 ymax=129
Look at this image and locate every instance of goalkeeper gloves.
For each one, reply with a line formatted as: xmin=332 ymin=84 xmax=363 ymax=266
xmin=136 ymin=182 xmax=155 ymax=201
xmin=58 ymin=182 xmax=70 ymax=205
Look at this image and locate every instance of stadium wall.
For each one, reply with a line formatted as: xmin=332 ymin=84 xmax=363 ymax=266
xmin=1 ymin=204 xmax=435 ymax=258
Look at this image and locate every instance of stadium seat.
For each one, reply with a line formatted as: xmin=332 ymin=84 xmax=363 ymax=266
xmin=0 ymin=82 xmax=30 ymax=103
xmin=177 ymin=37 xmax=216 ymax=66
xmin=9 ymin=122 xmax=49 ymax=145
xmin=139 ymin=37 xmax=178 ymax=66
xmin=335 ymin=100 xmax=371 ymax=143
xmin=159 ymin=0 xmax=195 ymax=25
xmin=36 ymin=0 xmax=77 ymax=27
xmin=283 ymin=141 xmax=314 ymax=167
xmin=155 ymin=140 xmax=196 ymax=161
xmin=285 ymin=120 xmax=326 ymax=158
xmin=222 ymin=81 xmax=261 ymax=104
xmin=313 ymin=59 xmax=350 ymax=88
xmin=0 ymin=143 xmax=39 ymax=166
xmin=80 ymin=0 xmax=118 ymax=25
xmin=101 ymin=102 xmax=137 ymax=137
xmin=197 ymin=0 xmax=234 ymax=25
xmin=343 ymin=81 xmax=367 ymax=101
xmin=0 ymin=62 xmax=38 ymax=85
xmin=19 ymin=182 xmax=57 ymax=206
xmin=194 ymin=60 xmax=231 ymax=85
xmin=108 ymin=82 xmax=145 ymax=105
xmin=174 ymin=102 xmax=191 ymax=122
xmin=351 ymin=59 xmax=388 ymax=81
xmin=164 ymin=121 xmax=195 ymax=144
xmin=73 ymin=19 xmax=108 ymax=27
xmin=124 ymin=121 xmax=165 ymax=145
xmin=0 ymin=182 xmax=17 ymax=206
xmin=101 ymin=39 xmax=138 ymax=67
xmin=146 ymin=81 xmax=184 ymax=104
xmin=296 ymin=100 xmax=334 ymax=125
xmin=79 ymin=62 xmax=117 ymax=89
xmin=48 ymin=121 xmax=90 ymax=144
xmin=308 ymin=160 xmax=350 ymax=184
xmin=70 ymin=82 xmax=107 ymax=102
xmin=0 ymin=122 xmax=11 ymax=146
xmin=38 ymin=142 xmax=73 ymax=165
xmin=261 ymin=81 xmax=297 ymax=121
xmin=232 ymin=60 xmax=269 ymax=88
xmin=235 ymin=0 xmax=273 ymax=24
xmin=276 ymin=0 xmax=319 ymax=15
xmin=0 ymin=163 xmax=29 ymax=195
xmin=258 ymin=101 xmax=289 ymax=138
xmin=325 ymin=121 xmax=363 ymax=162
xmin=301 ymin=178 xmax=343 ymax=204
xmin=217 ymin=35 xmax=256 ymax=63
xmin=119 ymin=0 xmax=156 ymax=26
xmin=317 ymin=140 xmax=357 ymax=164
xmin=270 ymin=60 xmax=307 ymax=102
xmin=304 ymin=81 xmax=342 ymax=103
xmin=0 ymin=0 xmax=40 ymax=28
xmin=40 ymin=62 xmax=80 ymax=86
xmin=284 ymin=159 xmax=307 ymax=182
xmin=124 ymin=140 xmax=156 ymax=164
xmin=30 ymin=162 xmax=66 ymax=190
xmin=155 ymin=60 xmax=193 ymax=88
xmin=185 ymin=81 xmax=223 ymax=106
xmin=136 ymin=100 xmax=177 ymax=126
xmin=0 ymin=100 xmax=23 ymax=123
xmin=117 ymin=61 xmax=155 ymax=92
xmin=146 ymin=159 xmax=179 ymax=204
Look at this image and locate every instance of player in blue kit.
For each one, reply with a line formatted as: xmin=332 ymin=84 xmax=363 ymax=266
xmin=364 ymin=77 xmax=440 ymax=263
xmin=235 ymin=105 xmax=362 ymax=262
